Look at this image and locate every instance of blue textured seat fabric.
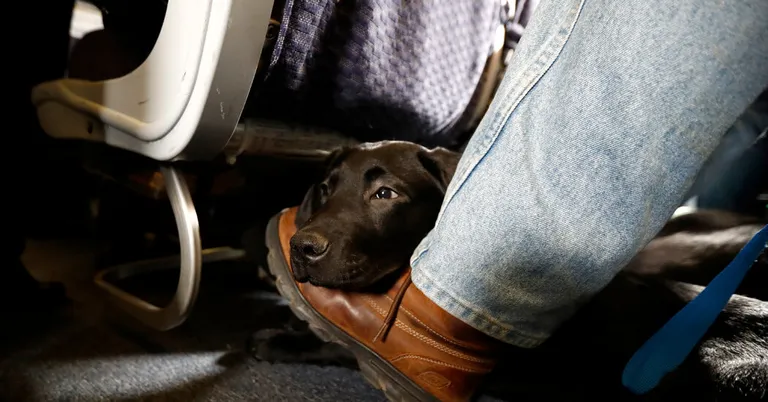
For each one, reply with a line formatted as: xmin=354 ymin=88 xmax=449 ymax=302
xmin=246 ymin=0 xmax=503 ymax=147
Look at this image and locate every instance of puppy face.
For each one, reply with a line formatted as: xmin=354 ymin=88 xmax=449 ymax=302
xmin=290 ymin=141 xmax=460 ymax=290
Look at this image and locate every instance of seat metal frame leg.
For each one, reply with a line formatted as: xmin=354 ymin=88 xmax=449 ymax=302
xmin=94 ymin=165 xmax=243 ymax=331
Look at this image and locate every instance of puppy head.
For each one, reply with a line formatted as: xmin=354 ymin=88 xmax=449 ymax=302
xmin=290 ymin=141 xmax=460 ymax=290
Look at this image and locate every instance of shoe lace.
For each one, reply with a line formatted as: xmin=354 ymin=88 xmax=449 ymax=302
xmin=372 ymin=271 xmax=412 ymax=343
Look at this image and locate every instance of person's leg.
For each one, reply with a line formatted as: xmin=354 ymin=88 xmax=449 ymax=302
xmin=685 ymin=91 xmax=768 ymax=216
xmin=410 ymin=0 xmax=768 ymax=347
xmin=696 ymin=128 xmax=768 ymax=216
xmin=695 ymin=129 xmax=767 ymax=216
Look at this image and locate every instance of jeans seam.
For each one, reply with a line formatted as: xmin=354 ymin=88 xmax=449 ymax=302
xmin=432 ymin=0 xmax=588 ymax=230
xmin=411 ymin=0 xmax=588 ymax=346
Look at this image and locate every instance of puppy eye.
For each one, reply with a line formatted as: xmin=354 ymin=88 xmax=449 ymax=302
xmin=373 ymin=187 xmax=399 ymax=200
xmin=318 ymin=183 xmax=330 ymax=197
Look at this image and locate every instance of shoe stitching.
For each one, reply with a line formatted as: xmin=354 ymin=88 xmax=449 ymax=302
xmin=390 ymin=354 xmax=489 ymax=373
xmin=382 ymin=294 xmax=476 ymax=350
xmin=363 ymin=295 xmax=493 ymax=364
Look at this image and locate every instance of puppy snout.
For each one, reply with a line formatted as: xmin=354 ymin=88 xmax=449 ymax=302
xmin=291 ymin=231 xmax=330 ymax=261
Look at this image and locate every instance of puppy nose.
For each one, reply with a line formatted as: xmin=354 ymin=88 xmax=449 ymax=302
xmin=291 ymin=231 xmax=330 ymax=261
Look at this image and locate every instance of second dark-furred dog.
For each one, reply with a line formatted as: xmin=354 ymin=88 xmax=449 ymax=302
xmin=253 ymin=141 xmax=767 ymax=402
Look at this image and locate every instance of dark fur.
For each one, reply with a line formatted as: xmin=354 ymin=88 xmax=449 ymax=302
xmin=252 ymin=141 xmax=768 ymax=401
xmin=290 ymin=142 xmax=459 ymax=289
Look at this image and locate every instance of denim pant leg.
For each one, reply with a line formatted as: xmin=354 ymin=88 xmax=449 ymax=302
xmin=410 ymin=0 xmax=768 ymax=347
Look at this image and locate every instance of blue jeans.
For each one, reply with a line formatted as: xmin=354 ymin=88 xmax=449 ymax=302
xmin=410 ymin=0 xmax=768 ymax=347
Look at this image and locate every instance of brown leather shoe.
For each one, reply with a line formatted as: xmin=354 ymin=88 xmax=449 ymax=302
xmin=266 ymin=207 xmax=500 ymax=402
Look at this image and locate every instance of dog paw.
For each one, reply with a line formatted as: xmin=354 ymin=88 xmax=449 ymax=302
xmin=245 ymin=328 xmax=356 ymax=367
xmin=247 ymin=328 xmax=327 ymax=364
xmin=247 ymin=328 xmax=291 ymax=362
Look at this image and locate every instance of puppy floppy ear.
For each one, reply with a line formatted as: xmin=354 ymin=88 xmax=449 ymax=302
xmin=295 ymin=183 xmax=319 ymax=227
xmin=416 ymin=147 xmax=461 ymax=192
xmin=294 ymin=146 xmax=351 ymax=227
xmin=321 ymin=146 xmax=351 ymax=176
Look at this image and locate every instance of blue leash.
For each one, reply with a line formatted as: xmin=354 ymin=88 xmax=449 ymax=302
xmin=622 ymin=224 xmax=768 ymax=394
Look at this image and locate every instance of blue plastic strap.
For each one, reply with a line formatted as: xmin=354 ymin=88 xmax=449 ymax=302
xmin=622 ymin=224 xmax=768 ymax=394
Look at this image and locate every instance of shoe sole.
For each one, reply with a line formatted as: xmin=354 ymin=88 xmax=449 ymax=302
xmin=266 ymin=212 xmax=438 ymax=402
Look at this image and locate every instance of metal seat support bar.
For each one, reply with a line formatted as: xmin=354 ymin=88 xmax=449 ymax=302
xmin=94 ymin=166 xmax=202 ymax=331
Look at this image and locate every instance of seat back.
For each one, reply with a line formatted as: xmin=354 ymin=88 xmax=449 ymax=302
xmin=33 ymin=0 xmax=274 ymax=161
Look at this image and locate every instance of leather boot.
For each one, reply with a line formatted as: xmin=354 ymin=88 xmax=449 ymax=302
xmin=266 ymin=207 xmax=501 ymax=402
